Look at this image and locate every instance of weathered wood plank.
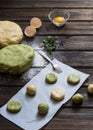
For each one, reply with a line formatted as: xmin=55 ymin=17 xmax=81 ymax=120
xmin=24 ymin=36 xmax=93 ymax=51
xmin=52 ymin=51 xmax=93 ymax=67
xmin=45 ymin=108 xmax=93 ymax=130
xmin=59 ymin=36 xmax=93 ymax=50
xmin=1 ymin=0 xmax=93 ymax=130
xmin=0 ymin=21 xmax=91 ymax=36
xmin=1 ymin=0 xmax=93 ymax=8
xmin=0 ymin=9 xmax=93 ymax=21
xmin=16 ymin=21 xmax=93 ymax=36
xmin=0 ymin=115 xmax=21 ymax=130
xmin=0 ymin=68 xmax=42 ymax=86
xmin=1 ymin=108 xmax=93 ymax=130
xmin=38 ymin=22 xmax=93 ymax=35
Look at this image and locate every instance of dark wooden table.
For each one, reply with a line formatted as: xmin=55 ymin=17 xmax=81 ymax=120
xmin=1 ymin=0 xmax=93 ymax=130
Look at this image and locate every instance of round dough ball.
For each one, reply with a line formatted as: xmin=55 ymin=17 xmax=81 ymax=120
xmin=88 ymin=84 xmax=93 ymax=94
xmin=51 ymin=87 xmax=65 ymax=101
xmin=7 ymin=100 xmax=22 ymax=113
xmin=0 ymin=21 xmax=23 ymax=48
xmin=46 ymin=72 xmax=57 ymax=84
xmin=0 ymin=44 xmax=35 ymax=74
xmin=26 ymin=85 xmax=37 ymax=95
xmin=67 ymin=73 xmax=80 ymax=85
xmin=72 ymin=93 xmax=83 ymax=104
xmin=38 ymin=102 xmax=49 ymax=115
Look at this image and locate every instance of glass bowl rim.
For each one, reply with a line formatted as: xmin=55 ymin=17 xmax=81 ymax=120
xmin=48 ymin=9 xmax=70 ymax=22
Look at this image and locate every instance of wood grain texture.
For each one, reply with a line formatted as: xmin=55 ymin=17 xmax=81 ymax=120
xmin=1 ymin=108 xmax=93 ymax=130
xmin=13 ymin=21 xmax=93 ymax=36
xmin=1 ymin=9 xmax=93 ymax=21
xmin=1 ymin=0 xmax=93 ymax=8
xmin=23 ymin=36 xmax=93 ymax=51
xmin=52 ymin=51 xmax=93 ymax=67
xmin=1 ymin=0 xmax=93 ymax=130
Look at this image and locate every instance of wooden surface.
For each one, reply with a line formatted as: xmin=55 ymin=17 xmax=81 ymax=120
xmin=0 ymin=0 xmax=93 ymax=130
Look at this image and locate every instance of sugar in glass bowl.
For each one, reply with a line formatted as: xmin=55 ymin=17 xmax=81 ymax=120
xmin=48 ymin=9 xmax=70 ymax=27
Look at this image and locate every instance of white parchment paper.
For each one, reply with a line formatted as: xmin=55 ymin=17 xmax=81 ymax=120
xmin=0 ymin=59 xmax=89 ymax=130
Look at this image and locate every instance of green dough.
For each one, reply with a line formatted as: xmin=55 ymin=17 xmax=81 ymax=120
xmin=46 ymin=72 xmax=57 ymax=84
xmin=67 ymin=73 xmax=80 ymax=85
xmin=0 ymin=44 xmax=35 ymax=74
xmin=38 ymin=102 xmax=49 ymax=115
xmin=72 ymin=93 xmax=83 ymax=104
xmin=7 ymin=100 xmax=22 ymax=113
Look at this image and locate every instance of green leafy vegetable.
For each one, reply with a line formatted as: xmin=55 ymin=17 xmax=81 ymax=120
xmin=41 ymin=36 xmax=57 ymax=54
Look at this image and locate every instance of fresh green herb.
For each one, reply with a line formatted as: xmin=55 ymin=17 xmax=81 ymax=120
xmin=41 ymin=36 xmax=57 ymax=54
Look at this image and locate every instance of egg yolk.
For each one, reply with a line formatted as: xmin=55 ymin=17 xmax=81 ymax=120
xmin=53 ymin=16 xmax=65 ymax=23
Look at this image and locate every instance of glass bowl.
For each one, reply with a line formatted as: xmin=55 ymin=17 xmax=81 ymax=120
xmin=48 ymin=9 xmax=70 ymax=27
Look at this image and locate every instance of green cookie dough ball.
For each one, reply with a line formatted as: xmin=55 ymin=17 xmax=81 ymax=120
xmin=7 ymin=100 xmax=22 ymax=113
xmin=38 ymin=102 xmax=49 ymax=115
xmin=46 ymin=72 xmax=57 ymax=84
xmin=72 ymin=93 xmax=83 ymax=104
xmin=67 ymin=73 xmax=80 ymax=85
xmin=88 ymin=84 xmax=93 ymax=94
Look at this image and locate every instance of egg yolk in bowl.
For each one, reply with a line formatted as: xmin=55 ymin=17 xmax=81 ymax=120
xmin=53 ymin=16 xmax=65 ymax=23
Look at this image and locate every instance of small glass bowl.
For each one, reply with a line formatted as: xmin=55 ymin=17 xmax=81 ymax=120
xmin=48 ymin=9 xmax=70 ymax=27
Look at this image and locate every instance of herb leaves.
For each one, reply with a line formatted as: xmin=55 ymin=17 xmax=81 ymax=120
xmin=41 ymin=36 xmax=57 ymax=54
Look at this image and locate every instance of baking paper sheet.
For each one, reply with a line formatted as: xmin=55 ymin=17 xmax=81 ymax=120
xmin=0 ymin=59 xmax=89 ymax=130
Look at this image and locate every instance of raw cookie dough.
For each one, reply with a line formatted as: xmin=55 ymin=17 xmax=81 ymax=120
xmin=67 ymin=73 xmax=80 ymax=85
xmin=87 ymin=84 xmax=93 ymax=94
xmin=51 ymin=87 xmax=65 ymax=101
xmin=0 ymin=21 xmax=23 ymax=48
xmin=7 ymin=100 xmax=22 ymax=113
xmin=0 ymin=44 xmax=35 ymax=74
xmin=38 ymin=102 xmax=49 ymax=115
xmin=46 ymin=72 xmax=57 ymax=84
xmin=26 ymin=85 xmax=37 ymax=95
xmin=72 ymin=93 xmax=83 ymax=104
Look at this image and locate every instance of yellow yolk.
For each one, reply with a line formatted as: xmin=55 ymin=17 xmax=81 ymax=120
xmin=53 ymin=16 xmax=65 ymax=23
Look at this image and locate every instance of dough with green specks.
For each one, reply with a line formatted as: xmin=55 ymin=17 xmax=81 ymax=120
xmin=67 ymin=73 xmax=80 ymax=85
xmin=45 ymin=72 xmax=57 ymax=84
xmin=72 ymin=93 xmax=83 ymax=104
xmin=38 ymin=102 xmax=49 ymax=115
xmin=0 ymin=44 xmax=35 ymax=74
xmin=7 ymin=100 xmax=22 ymax=113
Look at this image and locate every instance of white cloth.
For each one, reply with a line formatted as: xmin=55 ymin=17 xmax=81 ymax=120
xmin=0 ymin=59 xmax=89 ymax=130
